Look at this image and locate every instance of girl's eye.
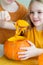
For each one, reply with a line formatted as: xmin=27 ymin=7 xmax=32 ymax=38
xmin=30 ymin=11 xmax=34 ymax=14
xmin=38 ymin=12 xmax=43 ymax=14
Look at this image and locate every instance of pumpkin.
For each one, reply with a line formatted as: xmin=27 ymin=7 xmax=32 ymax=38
xmin=38 ymin=54 xmax=43 ymax=65
xmin=4 ymin=39 xmax=30 ymax=60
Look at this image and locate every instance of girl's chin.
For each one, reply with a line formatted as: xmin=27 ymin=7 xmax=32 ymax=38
xmin=34 ymin=24 xmax=42 ymax=27
xmin=33 ymin=22 xmax=41 ymax=26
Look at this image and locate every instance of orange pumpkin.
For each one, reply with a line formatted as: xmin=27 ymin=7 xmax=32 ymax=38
xmin=4 ymin=40 xmax=30 ymax=60
xmin=38 ymin=54 xmax=43 ymax=65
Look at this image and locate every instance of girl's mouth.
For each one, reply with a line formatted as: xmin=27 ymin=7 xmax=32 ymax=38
xmin=34 ymin=20 xmax=40 ymax=22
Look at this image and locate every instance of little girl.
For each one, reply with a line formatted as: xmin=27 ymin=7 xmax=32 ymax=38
xmin=0 ymin=0 xmax=28 ymax=43
xmin=18 ymin=0 xmax=43 ymax=65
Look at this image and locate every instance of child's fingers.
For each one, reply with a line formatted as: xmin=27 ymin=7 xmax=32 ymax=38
xmin=20 ymin=56 xmax=29 ymax=60
xmin=20 ymin=45 xmax=35 ymax=51
xmin=18 ymin=54 xmax=29 ymax=60
xmin=18 ymin=51 xmax=27 ymax=55
xmin=18 ymin=55 xmax=27 ymax=58
xmin=20 ymin=47 xmax=30 ymax=50
xmin=26 ymin=40 xmax=35 ymax=47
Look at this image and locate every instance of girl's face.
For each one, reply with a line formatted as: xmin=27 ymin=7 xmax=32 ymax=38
xmin=29 ymin=1 xmax=43 ymax=27
xmin=3 ymin=0 xmax=15 ymax=4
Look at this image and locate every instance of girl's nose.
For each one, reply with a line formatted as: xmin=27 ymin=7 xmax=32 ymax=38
xmin=33 ymin=12 xmax=38 ymax=19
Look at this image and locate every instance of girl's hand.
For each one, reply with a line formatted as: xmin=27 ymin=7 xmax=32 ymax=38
xmin=18 ymin=41 xmax=43 ymax=60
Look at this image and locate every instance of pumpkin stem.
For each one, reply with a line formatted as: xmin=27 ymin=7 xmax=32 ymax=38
xmin=15 ymin=20 xmax=29 ymax=36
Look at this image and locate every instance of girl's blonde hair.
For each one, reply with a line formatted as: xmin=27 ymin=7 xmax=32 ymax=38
xmin=29 ymin=0 xmax=43 ymax=5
